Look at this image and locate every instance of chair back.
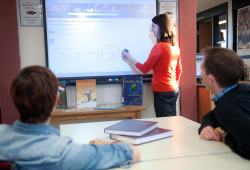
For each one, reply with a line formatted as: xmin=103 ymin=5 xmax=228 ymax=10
xmin=0 ymin=161 xmax=12 ymax=170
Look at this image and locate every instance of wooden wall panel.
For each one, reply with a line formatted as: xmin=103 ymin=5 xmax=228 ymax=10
xmin=199 ymin=22 xmax=212 ymax=52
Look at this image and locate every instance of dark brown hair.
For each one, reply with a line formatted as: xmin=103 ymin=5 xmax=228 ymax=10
xmin=152 ymin=13 xmax=177 ymax=45
xmin=202 ymin=47 xmax=244 ymax=87
xmin=10 ymin=66 xmax=59 ymax=123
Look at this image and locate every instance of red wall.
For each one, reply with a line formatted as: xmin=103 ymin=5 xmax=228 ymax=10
xmin=0 ymin=0 xmax=20 ymax=124
xmin=179 ymin=0 xmax=197 ymax=121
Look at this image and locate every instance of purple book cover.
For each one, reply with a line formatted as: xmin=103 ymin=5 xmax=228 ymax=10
xmin=104 ymin=119 xmax=158 ymax=136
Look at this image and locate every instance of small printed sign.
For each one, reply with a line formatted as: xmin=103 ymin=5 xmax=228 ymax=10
xmin=159 ymin=0 xmax=178 ymax=26
xmin=19 ymin=0 xmax=42 ymax=26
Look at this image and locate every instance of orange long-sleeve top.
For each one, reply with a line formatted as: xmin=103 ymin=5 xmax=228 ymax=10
xmin=135 ymin=42 xmax=182 ymax=92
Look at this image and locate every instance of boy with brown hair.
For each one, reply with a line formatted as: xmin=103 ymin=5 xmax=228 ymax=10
xmin=0 ymin=66 xmax=141 ymax=169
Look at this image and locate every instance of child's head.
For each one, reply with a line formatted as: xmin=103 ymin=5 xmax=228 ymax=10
xmin=10 ymin=66 xmax=59 ymax=123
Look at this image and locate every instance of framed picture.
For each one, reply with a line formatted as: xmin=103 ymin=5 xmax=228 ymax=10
xmin=237 ymin=5 xmax=250 ymax=56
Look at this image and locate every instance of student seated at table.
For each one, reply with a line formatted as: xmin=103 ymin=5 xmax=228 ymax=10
xmin=0 ymin=66 xmax=141 ymax=169
xmin=198 ymin=47 xmax=250 ymax=159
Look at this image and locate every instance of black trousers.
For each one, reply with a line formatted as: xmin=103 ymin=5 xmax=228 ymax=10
xmin=153 ymin=88 xmax=179 ymax=117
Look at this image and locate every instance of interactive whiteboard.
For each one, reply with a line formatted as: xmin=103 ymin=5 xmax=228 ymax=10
xmin=43 ymin=0 xmax=157 ymax=81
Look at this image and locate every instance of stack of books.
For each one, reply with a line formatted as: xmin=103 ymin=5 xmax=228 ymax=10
xmin=104 ymin=119 xmax=172 ymax=145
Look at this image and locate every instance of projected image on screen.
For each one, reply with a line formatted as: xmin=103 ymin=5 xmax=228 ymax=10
xmin=44 ymin=0 xmax=157 ymax=79
xmin=196 ymin=54 xmax=203 ymax=78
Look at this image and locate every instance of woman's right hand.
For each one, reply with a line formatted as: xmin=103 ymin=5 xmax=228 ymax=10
xmin=122 ymin=49 xmax=131 ymax=60
xmin=121 ymin=49 xmax=137 ymax=65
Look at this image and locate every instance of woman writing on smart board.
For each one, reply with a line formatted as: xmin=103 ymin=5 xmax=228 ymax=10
xmin=122 ymin=13 xmax=182 ymax=117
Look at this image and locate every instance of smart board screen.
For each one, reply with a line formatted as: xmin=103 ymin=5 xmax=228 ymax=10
xmin=43 ymin=0 xmax=157 ymax=80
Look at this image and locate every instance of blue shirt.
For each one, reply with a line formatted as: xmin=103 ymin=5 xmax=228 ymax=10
xmin=211 ymin=84 xmax=238 ymax=102
xmin=0 ymin=121 xmax=133 ymax=170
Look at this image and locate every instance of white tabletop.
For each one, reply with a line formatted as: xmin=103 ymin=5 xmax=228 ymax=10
xmin=114 ymin=152 xmax=250 ymax=170
xmin=60 ymin=116 xmax=250 ymax=169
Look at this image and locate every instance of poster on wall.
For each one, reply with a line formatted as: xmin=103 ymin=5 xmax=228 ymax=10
xmin=237 ymin=5 xmax=250 ymax=56
xmin=19 ymin=0 xmax=42 ymax=27
xmin=159 ymin=0 xmax=178 ymax=26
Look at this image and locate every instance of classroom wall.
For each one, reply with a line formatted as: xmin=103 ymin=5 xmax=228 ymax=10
xmin=1 ymin=0 xmax=247 ymax=125
xmin=15 ymin=0 xmax=158 ymax=121
xmin=15 ymin=0 xmax=183 ymax=124
xmin=0 ymin=0 xmax=197 ymax=125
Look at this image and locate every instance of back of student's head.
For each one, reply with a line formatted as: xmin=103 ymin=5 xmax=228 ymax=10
xmin=10 ymin=66 xmax=58 ymax=123
xmin=202 ymin=47 xmax=244 ymax=88
xmin=152 ymin=13 xmax=176 ymax=45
